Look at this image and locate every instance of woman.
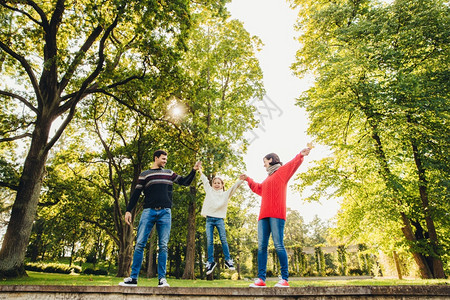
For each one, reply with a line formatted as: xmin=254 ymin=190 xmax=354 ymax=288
xmin=240 ymin=147 xmax=311 ymax=287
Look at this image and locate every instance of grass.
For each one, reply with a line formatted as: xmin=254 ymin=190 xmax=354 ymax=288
xmin=0 ymin=272 xmax=449 ymax=287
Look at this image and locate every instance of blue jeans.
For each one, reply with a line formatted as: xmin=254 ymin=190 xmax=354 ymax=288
xmin=206 ymin=216 xmax=231 ymax=263
xmin=257 ymin=217 xmax=288 ymax=281
xmin=130 ymin=208 xmax=171 ymax=280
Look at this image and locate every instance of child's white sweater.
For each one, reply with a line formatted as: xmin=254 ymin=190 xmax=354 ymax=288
xmin=200 ymin=173 xmax=243 ymax=219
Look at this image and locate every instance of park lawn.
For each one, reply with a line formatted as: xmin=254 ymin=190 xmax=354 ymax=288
xmin=0 ymin=272 xmax=449 ymax=287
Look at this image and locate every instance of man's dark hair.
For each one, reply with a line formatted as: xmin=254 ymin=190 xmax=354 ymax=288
xmin=264 ymin=153 xmax=283 ymax=166
xmin=153 ymin=149 xmax=168 ymax=161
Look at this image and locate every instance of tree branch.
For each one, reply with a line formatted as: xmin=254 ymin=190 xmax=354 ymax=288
xmin=59 ymin=25 xmax=104 ymax=92
xmin=0 ymin=181 xmax=18 ymax=191
xmin=0 ymin=40 xmax=43 ymax=107
xmin=0 ymin=90 xmax=38 ymax=114
xmin=45 ymin=17 xmax=120 ymax=153
xmin=58 ymin=72 xmax=143 ymax=105
xmin=44 ymin=102 xmax=77 ymax=154
xmin=0 ymin=0 xmax=43 ymax=26
xmin=0 ymin=133 xmax=32 ymax=143
xmin=96 ymin=89 xmax=197 ymax=152
xmin=82 ymin=217 xmax=118 ymax=244
xmin=55 ymin=15 xmax=119 ymax=117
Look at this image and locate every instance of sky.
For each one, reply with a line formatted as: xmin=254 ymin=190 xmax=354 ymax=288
xmin=227 ymin=0 xmax=341 ymax=223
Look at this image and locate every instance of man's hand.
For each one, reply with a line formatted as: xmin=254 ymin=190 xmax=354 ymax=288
xmin=125 ymin=211 xmax=132 ymax=225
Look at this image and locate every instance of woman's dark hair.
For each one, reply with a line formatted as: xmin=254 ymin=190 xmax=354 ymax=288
xmin=153 ymin=149 xmax=168 ymax=160
xmin=264 ymin=153 xmax=283 ymax=166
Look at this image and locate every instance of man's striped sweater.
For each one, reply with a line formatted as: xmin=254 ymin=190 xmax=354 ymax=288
xmin=126 ymin=167 xmax=196 ymax=212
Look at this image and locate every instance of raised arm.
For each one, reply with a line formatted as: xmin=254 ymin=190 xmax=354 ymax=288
xmin=277 ymin=148 xmax=311 ymax=182
xmin=225 ymin=178 xmax=244 ymax=199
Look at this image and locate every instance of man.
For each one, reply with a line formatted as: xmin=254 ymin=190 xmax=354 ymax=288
xmin=119 ymin=149 xmax=200 ymax=287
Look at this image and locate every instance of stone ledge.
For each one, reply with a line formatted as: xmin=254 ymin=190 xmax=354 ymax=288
xmin=0 ymin=284 xmax=449 ymax=297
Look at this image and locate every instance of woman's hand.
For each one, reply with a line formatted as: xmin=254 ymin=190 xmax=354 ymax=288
xmin=239 ymin=174 xmax=248 ymax=180
xmin=300 ymin=148 xmax=311 ymax=156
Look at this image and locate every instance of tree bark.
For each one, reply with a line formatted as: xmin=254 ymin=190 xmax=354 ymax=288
xmin=116 ymin=224 xmax=135 ymax=277
xmin=0 ymin=119 xmax=51 ymax=277
xmin=392 ymin=251 xmax=403 ymax=280
xmin=367 ymin=119 xmax=438 ymax=279
xmin=146 ymin=227 xmax=157 ymax=278
xmin=400 ymin=214 xmax=433 ymax=278
xmin=182 ymin=186 xmax=197 ymax=279
xmin=410 ymin=136 xmax=445 ymax=278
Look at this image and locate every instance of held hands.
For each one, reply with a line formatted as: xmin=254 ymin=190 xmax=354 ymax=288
xmin=125 ymin=211 xmax=132 ymax=226
xmin=194 ymin=161 xmax=202 ymax=171
xmin=239 ymin=174 xmax=248 ymax=180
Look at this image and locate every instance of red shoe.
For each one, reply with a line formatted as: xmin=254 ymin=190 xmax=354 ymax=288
xmin=249 ymin=278 xmax=267 ymax=288
xmin=274 ymin=279 xmax=289 ymax=287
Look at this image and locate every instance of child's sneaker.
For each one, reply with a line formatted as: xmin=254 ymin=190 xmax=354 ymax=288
xmin=205 ymin=261 xmax=217 ymax=275
xmin=249 ymin=278 xmax=267 ymax=288
xmin=119 ymin=277 xmax=137 ymax=286
xmin=274 ymin=278 xmax=289 ymax=287
xmin=225 ymin=259 xmax=235 ymax=270
xmin=158 ymin=278 xmax=170 ymax=287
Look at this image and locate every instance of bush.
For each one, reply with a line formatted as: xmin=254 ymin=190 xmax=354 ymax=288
xmin=25 ymin=262 xmax=81 ymax=274
xmin=219 ymin=271 xmax=231 ymax=279
xmin=70 ymin=265 xmax=82 ymax=273
xmin=82 ymin=268 xmax=108 ymax=276
xmin=325 ymin=268 xmax=338 ymax=276
xmin=348 ymin=268 xmax=364 ymax=276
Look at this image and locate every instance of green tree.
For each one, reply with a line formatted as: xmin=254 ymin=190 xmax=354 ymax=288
xmin=305 ymin=215 xmax=330 ymax=247
xmin=291 ymin=0 xmax=449 ymax=278
xmin=175 ymin=12 xmax=263 ymax=279
xmin=0 ymin=0 xmax=227 ymax=277
xmin=284 ymin=208 xmax=307 ymax=247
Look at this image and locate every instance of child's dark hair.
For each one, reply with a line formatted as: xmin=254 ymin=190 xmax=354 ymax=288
xmin=153 ymin=149 xmax=167 ymax=160
xmin=264 ymin=153 xmax=283 ymax=166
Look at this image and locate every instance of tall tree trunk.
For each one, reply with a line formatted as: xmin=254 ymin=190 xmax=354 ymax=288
xmin=182 ymin=186 xmax=197 ymax=279
xmin=175 ymin=244 xmax=182 ymax=278
xmin=399 ymin=213 xmax=433 ymax=278
xmin=368 ymin=121 xmax=436 ymax=278
xmin=69 ymin=240 xmax=76 ymax=267
xmin=0 ymin=120 xmax=51 ymax=277
xmin=197 ymin=232 xmax=204 ymax=278
xmin=410 ymin=137 xmax=446 ymax=278
xmin=392 ymin=251 xmax=403 ymax=280
xmin=116 ymin=224 xmax=135 ymax=277
xmin=146 ymin=227 xmax=157 ymax=278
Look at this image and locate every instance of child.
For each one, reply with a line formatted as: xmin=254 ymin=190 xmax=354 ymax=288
xmin=199 ymin=164 xmax=243 ymax=275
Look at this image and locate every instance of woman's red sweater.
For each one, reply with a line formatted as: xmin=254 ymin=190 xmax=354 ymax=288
xmin=246 ymin=152 xmax=304 ymax=221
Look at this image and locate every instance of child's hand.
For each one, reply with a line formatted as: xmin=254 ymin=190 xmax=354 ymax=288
xmin=194 ymin=161 xmax=202 ymax=170
xmin=239 ymin=174 xmax=248 ymax=180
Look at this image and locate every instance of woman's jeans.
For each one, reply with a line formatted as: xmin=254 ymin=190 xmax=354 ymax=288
xmin=206 ymin=216 xmax=231 ymax=263
xmin=257 ymin=217 xmax=288 ymax=281
xmin=130 ymin=208 xmax=171 ymax=280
